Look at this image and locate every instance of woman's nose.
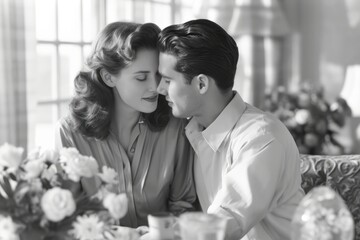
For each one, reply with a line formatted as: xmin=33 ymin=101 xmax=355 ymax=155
xmin=148 ymin=74 xmax=158 ymax=91
xmin=157 ymin=79 xmax=167 ymax=95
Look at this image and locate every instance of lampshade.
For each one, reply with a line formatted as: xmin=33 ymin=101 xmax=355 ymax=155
xmin=340 ymin=65 xmax=360 ymax=117
xmin=228 ymin=0 xmax=290 ymax=38
xmin=345 ymin=0 xmax=360 ymax=27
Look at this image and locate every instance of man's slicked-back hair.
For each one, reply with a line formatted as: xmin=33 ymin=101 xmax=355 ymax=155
xmin=158 ymin=19 xmax=238 ymax=91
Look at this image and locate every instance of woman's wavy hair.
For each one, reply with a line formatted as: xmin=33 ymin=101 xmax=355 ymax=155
xmin=69 ymin=22 xmax=170 ymax=140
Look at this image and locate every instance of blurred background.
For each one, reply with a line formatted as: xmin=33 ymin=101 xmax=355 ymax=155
xmin=1 ymin=0 xmax=360 ymax=154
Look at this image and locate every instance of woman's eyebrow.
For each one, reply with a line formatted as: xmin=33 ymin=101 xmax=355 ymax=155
xmin=133 ymin=70 xmax=150 ymax=74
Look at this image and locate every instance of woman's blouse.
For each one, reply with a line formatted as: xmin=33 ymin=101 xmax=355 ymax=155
xmin=56 ymin=116 xmax=196 ymax=227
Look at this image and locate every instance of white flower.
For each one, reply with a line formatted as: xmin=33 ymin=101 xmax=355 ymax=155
xmin=41 ymin=187 xmax=76 ymax=222
xmin=98 ymin=166 xmax=118 ymax=184
xmin=28 ymin=147 xmax=59 ymax=164
xmin=294 ymin=109 xmax=310 ymax=125
xmin=42 ymin=148 xmax=60 ymax=164
xmin=0 ymin=143 xmax=24 ymax=173
xmin=103 ymin=193 xmax=128 ymax=219
xmin=0 ymin=215 xmax=19 ymax=240
xmin=71 ymin=215 xmax=105 ymax=240
xmin=41 ymin=164 xmax=58 ymax=184
xmin=60 ymin=148 xmax=99 ymax=182
xmin=22 ymin=159 xmax=46 ymax=180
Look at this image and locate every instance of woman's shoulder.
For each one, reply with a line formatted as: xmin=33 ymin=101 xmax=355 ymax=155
xmin=57 ymin=116 xmax=86 ymax=141
xmin=57 ymin=116 xmax=76 ymax=133
xmin=161 ymin=116 xmax=189 ymax=135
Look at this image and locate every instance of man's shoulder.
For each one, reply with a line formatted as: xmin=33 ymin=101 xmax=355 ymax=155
xmin=231 ymin=106 xmax=289 ymax=141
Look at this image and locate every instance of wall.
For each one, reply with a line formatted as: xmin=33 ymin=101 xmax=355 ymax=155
xmin=282 ymin=0 xmax=360 ymax=153
xmin=283 ymin=0 xmax=360 ymax=101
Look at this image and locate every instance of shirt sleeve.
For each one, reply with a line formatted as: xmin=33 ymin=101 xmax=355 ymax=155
xmin=207 ymin=134 xmax=285 ymax=240
xmin=168 ymin=122 xmax=197 ymax=215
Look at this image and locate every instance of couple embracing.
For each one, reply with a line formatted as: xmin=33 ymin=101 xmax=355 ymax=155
xmin=57 ymin=19 xmax=304 ymax=240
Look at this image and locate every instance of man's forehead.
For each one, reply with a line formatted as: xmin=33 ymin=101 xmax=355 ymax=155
xmin=159 ymin=53 xmax=177 ymax=73
xmin=159 ymin=52 xmax=177 ymax=63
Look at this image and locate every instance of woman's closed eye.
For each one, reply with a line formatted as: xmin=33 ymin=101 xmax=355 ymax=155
xmin=136 ymin=74 xmax=147 ymax=81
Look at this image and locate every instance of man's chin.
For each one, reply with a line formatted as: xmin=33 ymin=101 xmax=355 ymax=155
xmin=171 ymin=110 xmax=187 ymax=119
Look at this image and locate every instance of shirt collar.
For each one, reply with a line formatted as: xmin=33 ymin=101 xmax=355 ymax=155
xmin=186 ymin=91 xmax=247 ymax=152
xmin=109 ymin=114 xmax=145 ymax=139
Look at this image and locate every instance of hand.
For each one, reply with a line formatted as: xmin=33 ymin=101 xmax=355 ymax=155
xmin=139 ymin=232 xmax=151 ymax=240
xmin=136 ymin=225 xmax=149 ymax=235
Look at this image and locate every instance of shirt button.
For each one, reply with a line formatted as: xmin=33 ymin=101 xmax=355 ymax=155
xmin=130 ymin=148 xmax=135 ymax=153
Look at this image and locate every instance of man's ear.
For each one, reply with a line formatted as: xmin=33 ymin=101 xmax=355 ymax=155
xmin=100 ymin=69 xmax=116 ymax=87
xmin=194 ymin=74 xmax=209 ymax=94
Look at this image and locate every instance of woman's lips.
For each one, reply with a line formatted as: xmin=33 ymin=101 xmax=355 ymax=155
xmin=143 ymin=95 xmax=158 ymax=102
xmin=165 ymin=97 xmax=173 ymax=107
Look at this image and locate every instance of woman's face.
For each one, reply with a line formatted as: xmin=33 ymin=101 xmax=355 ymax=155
xmin=112 ymin=49 xmax=160 ymax=113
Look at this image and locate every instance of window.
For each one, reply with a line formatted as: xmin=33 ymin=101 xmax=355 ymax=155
xmin=29 ymin=0 xmax=104 ymax=149
xmin=29 ymin=0 xmax=197 ymax=149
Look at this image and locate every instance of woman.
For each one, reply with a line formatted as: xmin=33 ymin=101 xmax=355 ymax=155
xmin=56 ymin=22 xmax=196 ymax=227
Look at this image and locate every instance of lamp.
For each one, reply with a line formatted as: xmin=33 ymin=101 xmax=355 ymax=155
xmin=340 ymin=65 xmax=360 ymax=117
xmin=340 ymin=65 xmax=360 ymax=153
xmin=228 ymin=0 xmax=290 ymax=38
xmin=345 ymin=0 xmax=360 ymax=28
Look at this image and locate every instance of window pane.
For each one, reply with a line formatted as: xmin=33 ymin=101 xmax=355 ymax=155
xmin=36 ymin=44 xmax=57 ymax=100
xmin=59 ymin=44 xmax=82 ymax=99
xmin=34 ymin=106 xmax=57 ymax=149
xmin=154 ymin=0 xmax=171 ymax=3
xmin=106 ymin=0 xmax=133 ymax=23
xmin=34 ymin=44 xmax=58 ymax=149
xmin=83 ymin=0 xmax=100 ymax=42
xmin=145 ymin=3 xmax=172 ymax=29
xmin=83 ymin=45 xmax=92 ymax=60
xmin=179 ymin=0 xmax=194 ymax=7
xmin=179 ymin=6 xmax=196 ymax=23
xmin=58 ymin=0 xmax=81 ymax=41
xmin=35 ymin=0 xmax=56 ymax=40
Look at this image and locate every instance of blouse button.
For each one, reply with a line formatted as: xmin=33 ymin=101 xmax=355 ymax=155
xmin=130 ymin=148 xmax=135 ymax=153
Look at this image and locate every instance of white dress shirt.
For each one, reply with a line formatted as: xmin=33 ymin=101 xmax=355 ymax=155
xmin=185 ymin=92 xmax=304 ymax=240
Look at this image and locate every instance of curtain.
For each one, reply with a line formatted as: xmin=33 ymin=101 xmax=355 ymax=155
xmin=0 ymin=0 xmax=27 ymax=148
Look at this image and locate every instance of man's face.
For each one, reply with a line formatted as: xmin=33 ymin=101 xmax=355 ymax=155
xmin=157 ymin=53 xmax=201 ymax=118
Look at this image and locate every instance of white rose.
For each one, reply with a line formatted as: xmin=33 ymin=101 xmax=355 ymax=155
xmin=103 ymin=193 xmax=128 ymax=219
xmin=41 ymin=187 xmax=76 ymax=222
xmin=28 ymin=147 xmax=59 ymax=164
xmin=42 ymin=148 xmax=60 ymax=163
xmin=41 ymin=164 xmax=58 ymax=183
xmin=60 ymin=148 xmax=99 ymax=182
xmin=294 ymin=109 xmax=310 ymax=125
xmin=0 ymin=216 xmax=19 ymax=240
xmin=0 ymin=143 xmax=24 ymax=173
xmin=22 ymin=159 xmax=46 ymax=180
xmin=98 ymin=166 xmax=118 ymax=184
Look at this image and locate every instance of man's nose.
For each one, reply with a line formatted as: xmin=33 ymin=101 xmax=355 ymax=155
xmin=157 ymin=79 xmax=167 ymax=95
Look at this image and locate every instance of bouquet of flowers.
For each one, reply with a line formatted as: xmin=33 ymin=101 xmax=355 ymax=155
xmin=0 ymin=143 xmax=138 ymax=240
xmin=263 ymin=84 xmax=352 ymax=155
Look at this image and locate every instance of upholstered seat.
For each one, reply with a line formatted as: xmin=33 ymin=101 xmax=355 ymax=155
xmin=300 ymin=154 xmax=360 ymax=240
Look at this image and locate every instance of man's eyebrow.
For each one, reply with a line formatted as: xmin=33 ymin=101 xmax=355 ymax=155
xmin=158 ymin=72 xmax=171 ymax=79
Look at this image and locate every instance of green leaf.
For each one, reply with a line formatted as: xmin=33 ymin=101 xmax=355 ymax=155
xmin=0 ymin=177 xmax=12 ymax=199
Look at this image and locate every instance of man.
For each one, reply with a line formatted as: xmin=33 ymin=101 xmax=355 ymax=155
xmin=157 ymin=19 xmax=304 ymax=240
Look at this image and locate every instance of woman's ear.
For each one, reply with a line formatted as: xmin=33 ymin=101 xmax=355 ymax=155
xmin=194 ymin=74 xmax=209 ymax=94
xmin=100 ymin=69 xmax=116 ymax=87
